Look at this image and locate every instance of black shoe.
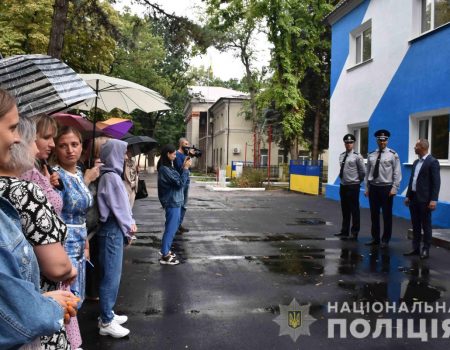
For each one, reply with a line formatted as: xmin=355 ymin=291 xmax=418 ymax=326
xmin=334 ymin=232 xmax=349 ymax=237
xmin=380 ymin=242 xmax=389 ymax=249
xmin=346 ymin=234 xmax=358 ymax=241
xmin=365 ymin=240 xmax=380 ymax=246
xmin=179 ymin=225 xmax=189 ymax=233
xmin=420 ymin=249 xmax=429 ymax=260
xmin=403 ymin=250 xmax=420 ymax=256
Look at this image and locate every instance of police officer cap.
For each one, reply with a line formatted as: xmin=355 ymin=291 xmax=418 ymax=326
xmin=374 ymin=129 xmax=390 ymax=140
xmin=343 ymin=134 xmax=356 ymax=143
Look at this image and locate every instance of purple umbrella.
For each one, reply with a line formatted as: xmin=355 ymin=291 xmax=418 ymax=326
xmin=97 ymin=118 xmax=133 ymax=139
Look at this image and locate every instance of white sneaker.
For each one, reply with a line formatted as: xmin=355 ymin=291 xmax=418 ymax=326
xmin=99 ymin=320 xmax=130 ymax=338
xmin=97 ymin=312 xmax=128 ymax=327
xmin=112 ymin=312 xmax=128 ymax=325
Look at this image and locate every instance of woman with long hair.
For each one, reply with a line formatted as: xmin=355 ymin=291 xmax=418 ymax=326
xmin=157 ymin=144 xmax=191 ymax=265
xmin=53 ymin=126 xmax=100 ymax=304
xmin=0 ymin=89 xmax=78 ymax=349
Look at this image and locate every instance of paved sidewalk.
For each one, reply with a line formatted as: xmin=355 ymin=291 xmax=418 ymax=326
xmin=78 ymin=172 xmax=450 ymax=350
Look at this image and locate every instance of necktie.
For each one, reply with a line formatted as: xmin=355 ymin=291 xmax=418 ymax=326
xmin=372 ymin=150 xmax=383 ymax=179
xmin=339 ymin=153 xmax=348 ymax=179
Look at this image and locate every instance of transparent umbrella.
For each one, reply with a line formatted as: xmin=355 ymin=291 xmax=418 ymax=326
xmin=0 ymin=54 xmax=96 ymax=117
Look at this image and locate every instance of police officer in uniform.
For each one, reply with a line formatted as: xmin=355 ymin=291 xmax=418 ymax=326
xmin=335 ymin=134 xmax=365 ymax=240
xmin=364 ymin=129 xmax=402 ymax=248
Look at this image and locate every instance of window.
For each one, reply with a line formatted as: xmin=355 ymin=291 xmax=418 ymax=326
xmin=352 ymin=126 xmax=369 ymax=158
xmin=351 ymin=20 xmax=372 ymax=66
xmin=260 ymin=149 xmax=268 ymax=166
xmin=417 ymin=114 xmax=449 ymax=160
xmin=422 ymin=0 xmax=450 ymax=32
xmin=278 ymin=150 xmax=284 ymax=165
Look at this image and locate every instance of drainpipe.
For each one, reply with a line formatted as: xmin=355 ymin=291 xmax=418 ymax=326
xmin=205 ymin=110 xmax=209 ymax=173
xmin=227 ymin=99 xmax=230 ymax=166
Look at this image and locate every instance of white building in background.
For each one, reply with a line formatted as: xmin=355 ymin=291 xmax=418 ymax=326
xmin=326 ymin=0 xmax=450 ymax=227
xmin=184 ymin=86 xmax=286 ymax=173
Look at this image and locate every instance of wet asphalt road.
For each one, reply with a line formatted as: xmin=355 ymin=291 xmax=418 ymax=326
xmin=79 ymin=174 xmax=450 ymax=349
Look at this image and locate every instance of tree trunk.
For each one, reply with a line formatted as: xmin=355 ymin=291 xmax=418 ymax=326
xmin=47 ymin=0 xmax=70 ymax=59
xmin=311 ymin=107 xmax=321 ymax=161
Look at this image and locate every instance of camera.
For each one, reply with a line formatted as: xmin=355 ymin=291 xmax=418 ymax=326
xmin=182 ymin=145 xmax=202 ymax=158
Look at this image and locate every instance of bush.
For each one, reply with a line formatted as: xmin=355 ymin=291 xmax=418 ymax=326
xmin=233 ymin=168 xmax=265 ymax=188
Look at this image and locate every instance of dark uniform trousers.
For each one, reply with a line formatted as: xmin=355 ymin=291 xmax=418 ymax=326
xmin=368 ymin=184 xmax=393 ymax=242
xmin=408 ymin=192 xmax=432 ymax=251
xmin=339 ymin=184 xmax=361 ymax=235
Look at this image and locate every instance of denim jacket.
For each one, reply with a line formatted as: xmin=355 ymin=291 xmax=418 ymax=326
xmin=0 ymin=198 xmax=64 ymax=349
xmin=157 ymin=166 xmax=189 ymax=208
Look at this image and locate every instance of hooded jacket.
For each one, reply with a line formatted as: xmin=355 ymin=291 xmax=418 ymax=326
xmin=97 ymin=139 xmax=135 ymax=237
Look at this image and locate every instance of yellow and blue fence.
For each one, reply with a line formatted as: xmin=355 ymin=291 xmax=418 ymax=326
xmin=289 ymin=160 xmax=323 ymax=195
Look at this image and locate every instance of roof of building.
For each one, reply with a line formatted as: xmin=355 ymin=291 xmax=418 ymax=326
xmin=188 ymin=86 xmax=248 ymax=103
xmin=325 ymin=0 xmax=364 ymax=25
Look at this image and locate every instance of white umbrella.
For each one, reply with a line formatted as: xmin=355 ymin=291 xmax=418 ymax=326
xmin=73 ymin=73 xmax=170 ymax=114
xmin=0 ymin=54 xmax=96 ymax=118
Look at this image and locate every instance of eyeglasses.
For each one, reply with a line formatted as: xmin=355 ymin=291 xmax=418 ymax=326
xmin=344 ymin=141 xmax=354 ymax=144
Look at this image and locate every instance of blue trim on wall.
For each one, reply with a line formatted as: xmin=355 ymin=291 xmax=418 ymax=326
xmin=330 ymin=0 xmax=370 ymax=96
xmin=368 ymin=25 xmax=450 ymax=199
xmin=327 ymin=21 xmax=450 ymax=228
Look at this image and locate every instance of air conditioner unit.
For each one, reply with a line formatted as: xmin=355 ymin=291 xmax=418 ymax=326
xmin=233 ymin=147 xmax=241 ymax=154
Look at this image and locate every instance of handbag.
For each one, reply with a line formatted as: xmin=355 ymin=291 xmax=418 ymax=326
xmin=136 ymin=179 xmax=148 ymax=199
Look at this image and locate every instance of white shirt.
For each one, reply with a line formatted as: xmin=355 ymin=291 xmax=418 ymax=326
xmin=412 ymin=153 xmax=429 ymax=191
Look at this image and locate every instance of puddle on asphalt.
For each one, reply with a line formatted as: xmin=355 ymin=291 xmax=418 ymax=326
xmin=131 ymin=240 xmax=160 ymax=248
xmin=286 ymin=218 xmax=333 ymax=226
xmin=144 ymin=308 xmax=161 ymax=315
xmin=131 ymin=258 xmax=155 ymax=265
xmin=338 ymin=280 xmax=444 ymax=305
xmin=245 ymin=251 xmax=325 ymax=276
xmin=222 ymin=234 xmax=327 ymax=242
xmin=298 ymin=209 xmax=318 ymax=214
xmin=251 ymin=305 xmax=280 ymax=314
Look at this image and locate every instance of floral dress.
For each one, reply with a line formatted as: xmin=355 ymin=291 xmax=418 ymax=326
xmin=0 ymin=176 xmax=71 ymax=350
xmin=56 ymin=166 xmax=92 ymax=305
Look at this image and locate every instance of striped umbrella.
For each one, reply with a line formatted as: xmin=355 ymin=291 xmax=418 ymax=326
xmin=0 ymin=54 xmax=96 ymax=118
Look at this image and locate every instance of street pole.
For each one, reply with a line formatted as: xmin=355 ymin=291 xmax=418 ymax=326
xmin=267 ymin=125 xmax=272 ymax=185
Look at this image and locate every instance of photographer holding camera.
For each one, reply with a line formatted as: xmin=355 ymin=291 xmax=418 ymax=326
xmin=174 ymin=138 xmax=192 ymax=234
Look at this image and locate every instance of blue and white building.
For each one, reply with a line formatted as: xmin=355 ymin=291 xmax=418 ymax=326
xmin=326 ymin=0 xmax=450 ymax=227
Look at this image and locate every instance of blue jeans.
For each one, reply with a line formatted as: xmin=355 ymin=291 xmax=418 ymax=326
xmin=179 ymin=185 xmax=189 ymax=225
xmin=161 ymin=207 xmax=181 ymax=256
xmin=97 ymin=217 xmax=126 ymax=324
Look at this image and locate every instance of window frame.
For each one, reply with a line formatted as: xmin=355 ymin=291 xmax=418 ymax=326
xmin=351 ymin=124 xmax=369 ymax=159
xmin=350 ymin=20 xmax=372 ymax=67
xmin=410 ymin=109 xmax=450 ymax=163
xmin=421 ymin=0 xmax=450 ymax=33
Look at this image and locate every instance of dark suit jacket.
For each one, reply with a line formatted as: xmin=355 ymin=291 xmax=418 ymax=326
xmin=406 ymin=155 xmax=440 ymax=203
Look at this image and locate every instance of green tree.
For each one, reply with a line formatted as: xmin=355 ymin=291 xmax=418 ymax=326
xmin=257 ymin=0 xmax=334 ymax=159
xmin=0 ymin=0 xmax=53 ymax=56
xmin=62 ymin=0 xmax=120 ymax=73
xmin=205 ymin=0 xmax=265 ymax=164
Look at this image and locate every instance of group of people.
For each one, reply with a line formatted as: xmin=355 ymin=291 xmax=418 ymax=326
xmin=336 ymin=129 xmax=441 ymax=259
xmin=0 ymin=88 xmax=138 ymax=349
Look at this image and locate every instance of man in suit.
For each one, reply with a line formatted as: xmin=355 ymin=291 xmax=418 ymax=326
xmin=404 ymin=139 xmax=440 ymax=259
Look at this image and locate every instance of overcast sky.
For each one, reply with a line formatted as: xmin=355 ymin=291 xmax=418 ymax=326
xmin=112 ymin=0 xmax=271 ymax=81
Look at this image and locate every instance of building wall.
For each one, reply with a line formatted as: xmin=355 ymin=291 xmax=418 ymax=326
xmin=210 ymin=99 xmax=284 ymax=170
xmin=327 ymin=0 xmax=450 ymax=227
